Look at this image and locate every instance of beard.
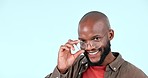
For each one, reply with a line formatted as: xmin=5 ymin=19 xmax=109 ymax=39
xmin=84 ymin=41 xmax=111 ymax=66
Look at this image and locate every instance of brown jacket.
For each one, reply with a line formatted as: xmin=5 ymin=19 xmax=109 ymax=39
xmin=45 ymin=52 xmax=148 ymax=78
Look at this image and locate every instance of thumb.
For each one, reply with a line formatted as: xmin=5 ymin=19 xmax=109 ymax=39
xmin=73 ymin=50 xmax=85 ymax=58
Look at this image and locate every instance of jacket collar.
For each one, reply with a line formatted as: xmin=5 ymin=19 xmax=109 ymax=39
xmin=107 ymin=52 xmax=125 ymax=72
xmin=81 ymin=52 xmax=125 ymax=72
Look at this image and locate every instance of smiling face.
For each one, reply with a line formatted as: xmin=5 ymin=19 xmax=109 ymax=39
xmin=78 ymin=11 xmax=114 ymax=65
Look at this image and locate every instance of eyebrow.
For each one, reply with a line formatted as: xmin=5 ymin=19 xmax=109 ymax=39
xmin=78 ymin=35 xmax=101 ymax=40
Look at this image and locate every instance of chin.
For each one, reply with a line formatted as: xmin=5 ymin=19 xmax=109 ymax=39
xmin=90 ymin=58 xmax=101 ymax=63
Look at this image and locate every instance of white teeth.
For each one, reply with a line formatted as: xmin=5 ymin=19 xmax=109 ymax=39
xmin=89 ymin=51 xmax=98 ymax=55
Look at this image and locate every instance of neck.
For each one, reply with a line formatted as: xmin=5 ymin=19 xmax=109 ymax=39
xmin=101 ymin=52 xmax=116 ymax=66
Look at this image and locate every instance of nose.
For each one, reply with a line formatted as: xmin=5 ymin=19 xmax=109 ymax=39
xmin=85 ymin=41 xmax=95 ymax=51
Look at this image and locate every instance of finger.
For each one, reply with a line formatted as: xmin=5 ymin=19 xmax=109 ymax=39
xmin=65 ymin=43 xmax=75 ymax=51
xmin=73 ymin=50 xmax=85 ymax=59
xmin=59 ymin=45 xmax=70 ymax=52
xmin=59 ymin=45 xmax=71 ymax=57
xmin=68 ymin=39 xmax=80 ymax=45
xmin=69 ymin=39 xmax=80 ymax=43
xmin=74 ymin=40 xmax=80 ymax=45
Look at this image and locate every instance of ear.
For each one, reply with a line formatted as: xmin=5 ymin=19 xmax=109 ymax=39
xmin=108 ymin=29 xmax=114 ymax=40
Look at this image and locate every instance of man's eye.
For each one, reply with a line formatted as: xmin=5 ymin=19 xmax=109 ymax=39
xmin=94 ymin=37 xmax=101 ymax=41
xmin=80 ymin=40 xmax=85 ymax=43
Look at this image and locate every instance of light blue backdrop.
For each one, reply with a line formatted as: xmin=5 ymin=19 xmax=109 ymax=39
xmin=0 ymin=0 xmax=148 ymax=78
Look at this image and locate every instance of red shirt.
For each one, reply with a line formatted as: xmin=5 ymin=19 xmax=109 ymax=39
xmin=82 ymin=66 xmax=106 ymax=78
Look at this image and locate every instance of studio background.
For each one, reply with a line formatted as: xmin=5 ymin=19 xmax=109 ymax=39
xmin=0 ymin=0 xmax=148 ymax=78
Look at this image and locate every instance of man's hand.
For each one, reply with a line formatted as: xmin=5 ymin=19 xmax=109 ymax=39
xmin=57 ymin=39 xmax=84 ymax=74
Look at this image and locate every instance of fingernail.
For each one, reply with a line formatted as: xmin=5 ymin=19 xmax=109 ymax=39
xmin=82 ymin=50 xmax=85 ymax=52
xmin=77 ymin=40 xmax=80 ymax=42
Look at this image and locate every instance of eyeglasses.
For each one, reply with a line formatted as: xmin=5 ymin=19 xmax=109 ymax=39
xmin=79 ymin=31 xmax=108 ymax=48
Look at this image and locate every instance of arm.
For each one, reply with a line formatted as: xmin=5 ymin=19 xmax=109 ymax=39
xmin=45 ymin=67 xmax=69 ymax=78
xmin=45 ymin=39 xmax=84 ymax=78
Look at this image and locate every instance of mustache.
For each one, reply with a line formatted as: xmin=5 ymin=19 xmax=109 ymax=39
xmin=84 ymin=47 xmax=102 ymax=53
xmin=83 ymin=41 xmax=111 ymax=66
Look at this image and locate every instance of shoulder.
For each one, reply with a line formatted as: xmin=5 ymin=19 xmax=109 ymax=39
xmin=120 ymin=61 xmax=147 ymax=78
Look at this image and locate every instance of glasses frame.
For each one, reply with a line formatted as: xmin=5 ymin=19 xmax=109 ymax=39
xmin=79 ymin=31 xmax=108 ymax=48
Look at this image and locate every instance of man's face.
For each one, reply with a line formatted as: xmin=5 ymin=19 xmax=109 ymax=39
xmin=78 ymin=20 xmax=110 ymax=64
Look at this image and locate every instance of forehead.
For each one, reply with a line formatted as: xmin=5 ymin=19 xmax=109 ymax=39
xmin=78 ymin=21 xmax=107 ymax=39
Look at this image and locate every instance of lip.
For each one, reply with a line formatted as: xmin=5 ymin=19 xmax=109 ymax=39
xmin=87 ymin=50 xmax=100 ymax=57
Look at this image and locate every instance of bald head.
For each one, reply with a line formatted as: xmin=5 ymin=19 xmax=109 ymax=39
xmin=78 ymin=11 xmax=114 ymax=41
xmin=79 ymin=11 xmax=111 ymax=29
xmin=78 ymin=11 xmax=115 ymax=66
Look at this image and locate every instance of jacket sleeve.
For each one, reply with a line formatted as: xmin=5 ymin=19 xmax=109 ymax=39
xmin=45 ymin=55 xmax=84 ymax=78
xmin=45 ymin=66 xmax=69 ymax=78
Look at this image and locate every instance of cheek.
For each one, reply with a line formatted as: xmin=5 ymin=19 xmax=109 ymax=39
xmin=94 ymin=40 xmax=108 ymax=51
xmin=94 ymin=41 xmax=106 ymax=49
xmin=101 ymin=38 xmax=109 ymax=47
